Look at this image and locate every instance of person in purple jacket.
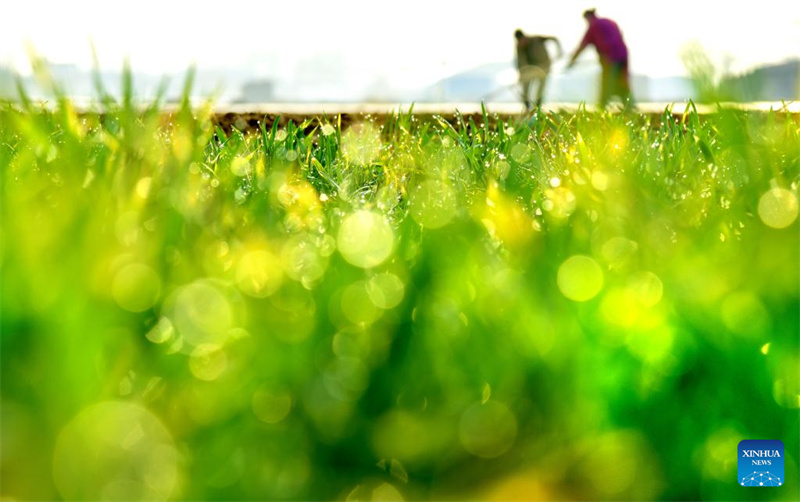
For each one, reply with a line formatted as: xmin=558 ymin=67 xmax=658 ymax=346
xmin=567 ymin=8 xmax=632 ymax=107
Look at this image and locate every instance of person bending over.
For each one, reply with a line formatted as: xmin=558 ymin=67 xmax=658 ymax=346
xmin=567 ymin=9 xmax=632 ymax=107
xmin=515 ymin=29 xmax=562 ymax=110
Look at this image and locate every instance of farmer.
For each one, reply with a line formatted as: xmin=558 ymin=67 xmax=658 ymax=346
xmin=567 ymin=9 xmax=632 ymax=107
xmin=515 ymin=29 xmax=562 ymax=110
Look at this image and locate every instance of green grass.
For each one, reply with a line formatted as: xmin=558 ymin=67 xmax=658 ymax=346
xmin=1 ymin=70 xmax=799 ymax=501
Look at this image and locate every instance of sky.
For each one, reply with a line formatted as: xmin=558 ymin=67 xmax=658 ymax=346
xmin=1 ymin=0 xmax=799 ymax=87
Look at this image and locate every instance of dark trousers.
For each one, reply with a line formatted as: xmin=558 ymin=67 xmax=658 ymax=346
xmin=599 ymin=58 xmax=631 ymax=107
xmin=518 ymin=65 xmax=549 ymax=110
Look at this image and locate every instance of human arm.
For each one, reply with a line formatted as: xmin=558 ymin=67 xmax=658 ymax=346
xmin=567 ymin=30 xmax=591 ymax=69
xmin=543 ymin=36 xmax=563 ymax=59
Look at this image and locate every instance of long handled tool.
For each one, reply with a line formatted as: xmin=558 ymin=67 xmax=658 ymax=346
xmin=480 ymin=59 xmax=594 ymax=103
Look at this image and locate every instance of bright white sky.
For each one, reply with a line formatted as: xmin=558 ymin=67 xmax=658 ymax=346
xmin=1 ymin=0 xmax=798 ymax=84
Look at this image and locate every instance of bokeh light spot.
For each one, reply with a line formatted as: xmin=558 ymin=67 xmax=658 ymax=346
xmin=557 ymin=255 xmax=604 ymax=302
xmin=189 ymin=343 xmax=228 ymax=381
xmin=252 ymin=387 xmax=293 ymax=423
xmin=231 ymin=155 xmax=252 ymax=177
xmin=372 ymin=483 xmax=404 ymax=502
xmin=341 ymin=124 xmax=381 ymax=165
xmin=600 ymin=287 xmax=641 ymax=329
xmin=172 ymin=280 xmax=235 ymax=346
xmin=409 ymin=180 xmax=457 ymax=229
xmin=758 ymin=188 xmax=798 ymax=229
xmin=53 ymin=401 xmax=178 ymax=501
xmin=342 ymin=282 xmax=383 ymax=325
xmin=236 ymin=250 xmax=283 ymax=298
xmin=544 ymin=187 xmax=577 ymax=219
xmin=366 ymin=273 xmax=405 ymax=310
xmin=458 ymin=401 xmax=518 ymax=459
xmin=629 ymin=271 xmax=663 ymax=307
xmin=281 ymin=235 xmax=327 ymax=288
xmin=323 ymin=357 xmax=370 ymax=402
xmin=321 ymin=124 xmax=336 ymax=136
xmin=136 ymin=177 xmax=153 ymax=199
xmin=591 ymin=171 xmax=610 ymax=191
xmin=146 ymin=317 xmax=175 ymax=344
xmin=509 ymin=143 xmax=530 ymax=163
xmin=112 ymin=263 xmax=161 ymax=313
xmin=337 ymin=211 xmax=394 ymax=268
xmin=721 ymin=291 xmax=771 ymax=338
xmin=600 ymin=237 xmax=638 ymax=268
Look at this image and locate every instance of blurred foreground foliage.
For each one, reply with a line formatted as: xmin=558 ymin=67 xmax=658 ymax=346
xmin=1 ymin=70 xmax=799 ymax=501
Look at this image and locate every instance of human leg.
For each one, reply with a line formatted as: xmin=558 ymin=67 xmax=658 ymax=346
xmin=519 ymin=74 xmax=532 ymax=110
xmin=617 ymin=60 xmax=633 ymax=106
xmin=599 ymin=61 xmax=612 ymax=108
xmin=535 ymin=71 xmax=549 ymax=108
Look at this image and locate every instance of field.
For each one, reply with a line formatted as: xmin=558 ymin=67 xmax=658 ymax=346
xmin=1 ymin=77 xmax=799 ymax=501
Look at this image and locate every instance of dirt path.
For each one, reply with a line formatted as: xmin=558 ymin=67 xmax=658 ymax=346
xmin=204 ymin=101 xmax=799 ymax=133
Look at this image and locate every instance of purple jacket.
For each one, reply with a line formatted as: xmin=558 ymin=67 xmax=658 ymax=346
xmin=578 ymin=17 xmax=628 ymax=63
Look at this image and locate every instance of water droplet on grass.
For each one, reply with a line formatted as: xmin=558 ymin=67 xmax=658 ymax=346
xmin=321 ymin=124 xmax=335 ymax=136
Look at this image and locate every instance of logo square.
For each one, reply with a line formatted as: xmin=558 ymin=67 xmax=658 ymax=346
xmin=738 ymin=439 xmax=784 ymax=487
